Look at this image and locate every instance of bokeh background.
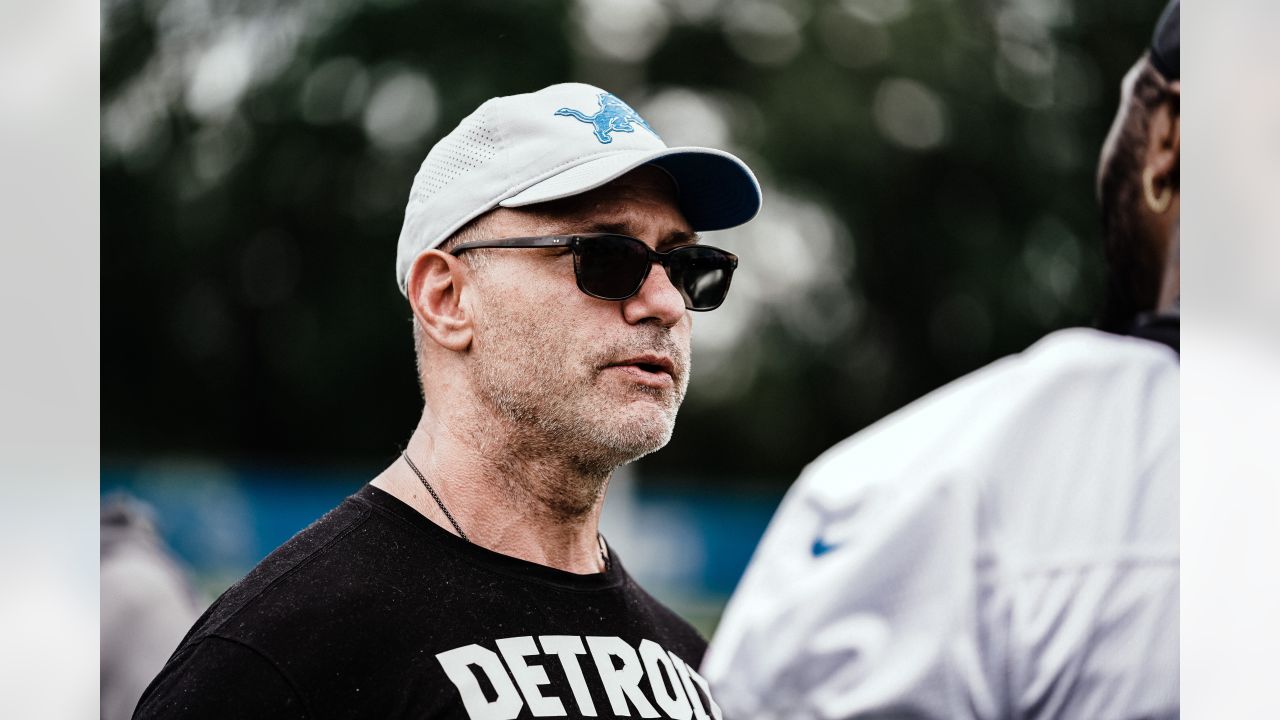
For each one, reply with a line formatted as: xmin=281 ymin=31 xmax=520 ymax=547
xmin=101 ymin=0 xmax=1166 ymax=630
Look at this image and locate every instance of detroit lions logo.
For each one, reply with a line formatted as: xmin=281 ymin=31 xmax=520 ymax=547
xmin=554 ymin=93 xmax=659 ymax=144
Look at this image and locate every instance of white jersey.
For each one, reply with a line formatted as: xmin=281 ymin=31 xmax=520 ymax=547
xmin=703 ymin=328 xmax=1178 ymax=720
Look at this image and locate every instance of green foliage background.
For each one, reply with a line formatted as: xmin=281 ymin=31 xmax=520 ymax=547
xmin=102 ymin=0 xmax=1164 ymax=485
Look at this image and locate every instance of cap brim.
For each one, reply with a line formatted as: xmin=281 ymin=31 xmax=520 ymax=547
xmin=499 ymin=147 xmax=762 ymax=232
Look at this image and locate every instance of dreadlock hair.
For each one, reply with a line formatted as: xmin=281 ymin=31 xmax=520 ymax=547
xmin=1097 ymin=54 xmax=1180 ymax=332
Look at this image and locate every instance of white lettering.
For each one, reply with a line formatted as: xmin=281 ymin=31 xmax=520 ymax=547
xmin=639 ymin=640 xmax=692 ymax=720
xmin=436 ymin=643 xmax=525 ymax=720
xmin=685 ymin=665 xmax=722 ymax=720
xmin=538 ymin=635 xmax=597 ymax=717
xmin=670 ymin=653 xmax=709 ymax=720
xmin=436 ymin=635 xmax=715 ymax=720
xmin=496 ymin=636 xmax=566 ymax=717
xmin=586 ymin=636 xmax=660 ymax=718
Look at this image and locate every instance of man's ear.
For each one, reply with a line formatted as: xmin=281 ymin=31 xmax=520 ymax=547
xmin=1146 ymin=80 xmax=1180 ymax=184
xmin=406 ymin=249 xmax=473 ymax=353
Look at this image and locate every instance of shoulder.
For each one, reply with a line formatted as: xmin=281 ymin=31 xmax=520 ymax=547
xmin=139 ymin=489 xmax=456 ymax=711
xmin=169 ymin=488 xmax=444 ymax=672
xmin=796 ymin=327 xmax=1178 ymax=505
xmin=999 ymin=327 xmax=1178 ymax=402
xmin=190 ymin=493 xmax=376 ymax=636
xmin=134 ymin=635 xmax=308 ymax=719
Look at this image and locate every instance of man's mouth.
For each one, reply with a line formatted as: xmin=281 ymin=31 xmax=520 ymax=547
xmin=604 ymin=354 xmax=676 ymax=387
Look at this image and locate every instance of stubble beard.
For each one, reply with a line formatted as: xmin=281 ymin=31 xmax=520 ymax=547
xmin=466 ymin=316 xmax=690 ymax=518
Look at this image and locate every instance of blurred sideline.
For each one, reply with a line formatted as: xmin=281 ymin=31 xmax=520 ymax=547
xmin=100 ymin=465 xmax=783 ymax=636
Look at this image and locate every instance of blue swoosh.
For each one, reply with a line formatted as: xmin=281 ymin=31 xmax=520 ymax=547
xmin=811 ymin=536 xmax=841 ymax=557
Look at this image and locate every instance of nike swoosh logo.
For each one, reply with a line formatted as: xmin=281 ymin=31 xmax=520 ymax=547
xmin=811 ymin=537 xmax=841 ymax=557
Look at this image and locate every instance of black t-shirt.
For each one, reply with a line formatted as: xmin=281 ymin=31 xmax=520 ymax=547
xmin=134 ymin=485 xmax=721 ymax=719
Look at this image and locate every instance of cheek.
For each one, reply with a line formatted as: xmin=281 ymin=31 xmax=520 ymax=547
xmin=473 ymin=281 xmax=589 ymax=366
xmin=496 ymin=258 xmax=583 ymax=312
xmin=472 ymin=261 xmax=564 ymax=324
xmin=673 ymin=314 xmax=692 ymax=351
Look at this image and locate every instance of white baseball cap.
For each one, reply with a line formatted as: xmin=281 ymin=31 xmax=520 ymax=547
xmin=394 ymin=82 xmax=763 ymax=295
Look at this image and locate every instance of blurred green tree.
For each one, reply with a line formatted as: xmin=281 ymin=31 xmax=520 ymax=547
xmin=102 ymin=0 xmax=1164 ymax=484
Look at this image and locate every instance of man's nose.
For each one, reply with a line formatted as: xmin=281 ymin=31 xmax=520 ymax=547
xmin=621 ymin=262 xmax=685 ymax=327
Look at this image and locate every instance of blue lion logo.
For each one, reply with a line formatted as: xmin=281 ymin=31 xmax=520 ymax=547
xmin=554 ymin=93 xmax=659 ymax=144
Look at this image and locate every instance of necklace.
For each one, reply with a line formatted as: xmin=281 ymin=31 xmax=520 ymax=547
xmin=400 ymin=450 xmax=610 ymax=572
xmin=402 ymin=450 xmax=468 ymax=541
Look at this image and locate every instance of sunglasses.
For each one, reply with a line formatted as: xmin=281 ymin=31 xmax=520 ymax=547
xmin=449 ymin=233 xmax=739 ymax=311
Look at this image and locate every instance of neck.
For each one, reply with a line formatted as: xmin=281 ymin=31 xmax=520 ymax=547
xmin=371 ymin=404 xmax=612 ymax=575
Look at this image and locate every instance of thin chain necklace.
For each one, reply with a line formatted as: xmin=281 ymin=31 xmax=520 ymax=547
xmin=400 ymin=450 xmax=610 ymax=572
xmin=402 ymin=450 xmax=468 ymax=541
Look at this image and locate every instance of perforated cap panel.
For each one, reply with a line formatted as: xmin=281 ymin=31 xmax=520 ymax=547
xmin=409 ymin=106 xmax=502 ymax=206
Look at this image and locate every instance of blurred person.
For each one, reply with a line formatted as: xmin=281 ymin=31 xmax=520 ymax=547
xmin=100 ymin=494 xmax=204 ymax=720
xmin=702 ymin=2 xmax=1180 ymax=718
xmin=134 ymin=83 xmax=760 ymax=719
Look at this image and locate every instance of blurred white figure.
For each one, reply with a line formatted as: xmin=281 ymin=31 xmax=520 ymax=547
xmin=703 ymin=2 xmax=1181 ymax=718
xmin=703 ymin=329 xmax=1178 ymax=719
xmin=100 ymin=495 xmax=204 ymax=720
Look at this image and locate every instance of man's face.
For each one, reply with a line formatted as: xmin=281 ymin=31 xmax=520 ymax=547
xmin=463 ymin=166 xmax=695 ymax=475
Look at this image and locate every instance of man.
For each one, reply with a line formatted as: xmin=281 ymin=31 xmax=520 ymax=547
xmin=702 ymin=2 xmax=1180 ymax=718
xmin=134 ymin=82 xmax=761 ymax=719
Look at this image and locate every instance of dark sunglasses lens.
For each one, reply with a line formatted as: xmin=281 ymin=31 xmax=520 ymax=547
xmin=668 ymin=246 xmax=737 ymax=310
xmin=575 ymin=236 xmax=650 ymax=300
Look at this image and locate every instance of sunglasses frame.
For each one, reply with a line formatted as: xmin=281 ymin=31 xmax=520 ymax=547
xmin=448 ymin=233 xmax=738 ymax=311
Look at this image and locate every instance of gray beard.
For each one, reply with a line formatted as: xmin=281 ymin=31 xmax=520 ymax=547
xmin=473 ymin=356 xmax=686 ymax=469
xmin=465 ymin=332 xmax=689 ymax=518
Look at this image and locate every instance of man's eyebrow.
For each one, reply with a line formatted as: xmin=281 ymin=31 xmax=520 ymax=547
xmin=660 ymin=230 xmax=701 ymax=249
xmin=571 ymin=221 xmax=701 ymax=248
